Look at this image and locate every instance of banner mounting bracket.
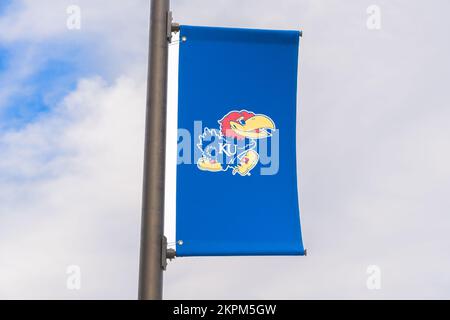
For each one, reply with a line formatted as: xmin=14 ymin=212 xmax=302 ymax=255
xmin=161 ymin=236 xmax=177 ymax=271
xmin=167 ymin=11 xmax=180 ymax=42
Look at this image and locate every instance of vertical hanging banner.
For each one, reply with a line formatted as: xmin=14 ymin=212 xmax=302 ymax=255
xmin=176 ymin=26 xmax=305 ymax=256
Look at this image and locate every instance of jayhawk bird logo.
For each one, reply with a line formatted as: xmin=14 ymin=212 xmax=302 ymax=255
xmin=197 ymin=110 xmax=276 ymax=176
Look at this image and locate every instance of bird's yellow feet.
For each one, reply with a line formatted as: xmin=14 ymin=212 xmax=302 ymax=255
xmin=197 ymin=158 xmax=223 ymax=172
xmin=233 ymin=150 xmax=259 ymax=176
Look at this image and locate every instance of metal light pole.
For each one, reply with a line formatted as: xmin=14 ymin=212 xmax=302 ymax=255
xmin=138 ymin=0 xmax=170 ymax=300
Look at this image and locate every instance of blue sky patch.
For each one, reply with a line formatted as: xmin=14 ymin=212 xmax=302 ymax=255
xmin=0 ymin=39 xmax=101 ymax=130
xmin=0 ymin=47 xmax=8 ymax=72
xmin=0 ymin=0 xmax=13 ymax=15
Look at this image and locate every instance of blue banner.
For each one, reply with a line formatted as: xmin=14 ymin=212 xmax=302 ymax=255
xmin=176 ymin=26 xmax=305 ymax=256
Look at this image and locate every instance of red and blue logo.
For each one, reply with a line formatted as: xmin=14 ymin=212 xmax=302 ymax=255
xmin=197 ymin=110 xmax=276 ymax=176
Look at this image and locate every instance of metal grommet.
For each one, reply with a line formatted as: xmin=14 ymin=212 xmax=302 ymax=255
xmin=177 ymin=240 xmax=184 ymax=246
xmin=181 ymin=36 xmax=187 ymax=42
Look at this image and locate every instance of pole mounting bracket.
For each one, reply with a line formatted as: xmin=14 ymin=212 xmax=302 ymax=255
xmin=166 ymin=11 xmax=173 ymax=42
xmin=166 ymin=11 xmax=180 ymax=42
xmin=161 ymin=236 xmax=176 ymax=271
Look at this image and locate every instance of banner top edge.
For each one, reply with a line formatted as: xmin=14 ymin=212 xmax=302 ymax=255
xmin=179 ymin=24 xmax=302 ymax=37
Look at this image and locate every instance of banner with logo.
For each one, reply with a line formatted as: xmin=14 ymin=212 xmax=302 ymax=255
xmin=176 ymin=26 xmax=305 ymax=256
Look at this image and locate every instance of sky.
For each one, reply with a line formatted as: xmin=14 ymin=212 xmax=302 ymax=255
xmin=1 ymin=0 xmax=450 ymax=299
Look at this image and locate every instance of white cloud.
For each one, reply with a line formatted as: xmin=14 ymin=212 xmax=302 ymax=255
xmin=0 ymin=76 xmax=145 ymax=299
xmin=0 ymin=0 xmax=148 ymax=43
xmin=0 ymin=0 xmax=150 ymax=113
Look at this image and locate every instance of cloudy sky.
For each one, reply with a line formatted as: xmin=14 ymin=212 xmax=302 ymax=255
xmin=1 ymin=0 xmax=450 ymax=299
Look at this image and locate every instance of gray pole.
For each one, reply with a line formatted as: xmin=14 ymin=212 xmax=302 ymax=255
xmin=139 ymin=0 xmax=170 ymax=300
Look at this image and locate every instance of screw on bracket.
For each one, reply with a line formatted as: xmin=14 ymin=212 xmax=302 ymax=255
xmin=167 ymin=248 xmax=176 ymax=260
xmin=171 ymin=22 xmax=180 ymax=34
